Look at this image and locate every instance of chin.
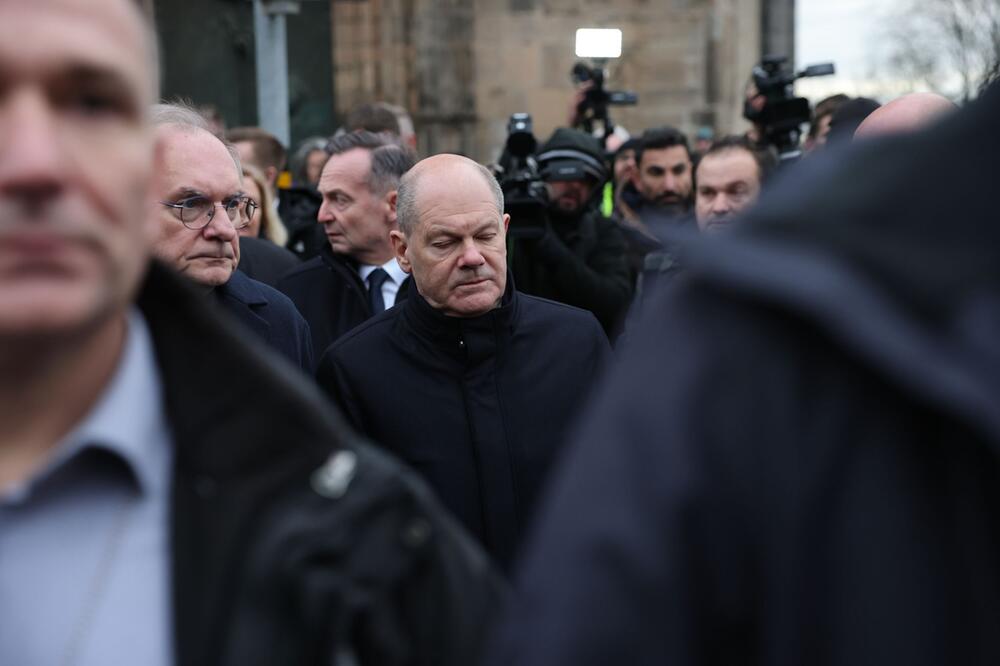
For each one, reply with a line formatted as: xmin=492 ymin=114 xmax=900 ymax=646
xmin=0 ymin=283 xmax=118 ymax=340
xmin=190 ymin=266 xmax=235 ymax=288
xmin=449 ymin=288 xmax=502 ymax=317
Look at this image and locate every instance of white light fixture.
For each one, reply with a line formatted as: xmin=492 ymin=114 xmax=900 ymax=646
xmin=575 ymin=28 xmax=622 ymax=59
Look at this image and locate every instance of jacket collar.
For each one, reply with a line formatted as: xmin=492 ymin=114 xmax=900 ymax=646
xmin=217 ymin=269 xmax=269 ymax=306
xmin=402 ymin=274 xmax=519 ymax=364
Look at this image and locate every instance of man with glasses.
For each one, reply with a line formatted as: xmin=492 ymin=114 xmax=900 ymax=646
xmin=150 ymin=103 xmax=313 ymax=372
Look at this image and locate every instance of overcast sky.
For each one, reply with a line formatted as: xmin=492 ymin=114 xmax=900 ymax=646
xmin=795 ymin=0 xmax=902 ymax=101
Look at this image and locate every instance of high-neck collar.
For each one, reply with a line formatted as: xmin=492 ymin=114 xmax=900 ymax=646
xmin=402 ymin=275 xmax=519 ymax=365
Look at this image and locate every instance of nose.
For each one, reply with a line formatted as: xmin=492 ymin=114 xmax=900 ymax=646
xmin=202 ymin=205 xmax=238 ymax=242
xmin=0 ymin=90 xmax=67 ymax=209
xmin=317 ymin=199 xmax=332 ymax=225
xmin=712 ymin=194 xmax=733 ymax=217
xmin=457 ymin=239 xmax=485 ymax=269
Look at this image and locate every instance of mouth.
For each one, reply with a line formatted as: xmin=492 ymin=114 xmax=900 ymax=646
xmin=456 ymin=278 xmax=489 ymax=288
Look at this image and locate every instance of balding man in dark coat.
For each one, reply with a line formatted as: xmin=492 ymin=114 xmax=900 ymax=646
xmin=316 ymin=155 xmax=610 ymax=570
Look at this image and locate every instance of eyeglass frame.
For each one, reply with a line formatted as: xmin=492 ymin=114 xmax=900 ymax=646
xmin=158 ymin=193 xmax=258 ymax=231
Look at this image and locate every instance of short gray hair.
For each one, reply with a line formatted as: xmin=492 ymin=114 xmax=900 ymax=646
xmin=151 ymin=101 xmax=242 ymax=176
xmin=396 ymin=160 xmax=504 ymax=236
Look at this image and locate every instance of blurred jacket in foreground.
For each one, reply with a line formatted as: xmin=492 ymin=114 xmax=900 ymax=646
xmin=488 ymin=82 xmax=1000 ymax=665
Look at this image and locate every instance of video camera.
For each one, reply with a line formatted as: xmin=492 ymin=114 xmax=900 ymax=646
xmin=570 ymin=63 xmax=638 ymax=141
xmin=744 ymin=55 xmax=835 ymax=162
xmin=492 ymin=113 xmax=549 ymax=239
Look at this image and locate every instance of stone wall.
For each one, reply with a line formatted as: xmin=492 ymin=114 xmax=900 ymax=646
xmin=332 ymin=0 xmax=777 ymax=161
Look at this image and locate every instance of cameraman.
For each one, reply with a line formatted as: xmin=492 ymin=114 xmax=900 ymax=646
xmin=509 ymin=128 xmax=632 ymax=337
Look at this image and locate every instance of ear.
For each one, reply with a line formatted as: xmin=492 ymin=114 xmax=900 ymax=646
xmin=389 ymin=229 xmax=411 ymax=274
xmin=264 ymin=165 xmax=279 ymax=188
xmin=385 ymin=189 xmax=398 ymax=224
xmin=502 ymin=213 xmax=510 ymax=233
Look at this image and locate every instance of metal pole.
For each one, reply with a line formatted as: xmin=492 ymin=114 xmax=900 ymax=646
xmin=253 ymin=0 xmax=299 ymax=146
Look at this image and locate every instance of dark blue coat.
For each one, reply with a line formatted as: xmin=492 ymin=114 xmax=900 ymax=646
xmin=277 ymin=244 xmax=412 ymax=359
xmin=216 ymin=269 xmax=314 ymax=373
xmin=489 ymin=86 xmax=1000 ymax=664
xmin=316 ymin=280 xmax=610 ymax=570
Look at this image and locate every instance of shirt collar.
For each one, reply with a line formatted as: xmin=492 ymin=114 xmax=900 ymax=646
xmin=21 ymin=309 xmax=168 ymax=500
xmin=358 ymin=258 xmax=408 ymax=286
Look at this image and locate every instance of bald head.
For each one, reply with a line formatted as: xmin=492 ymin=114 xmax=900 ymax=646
xmin=854 ymin=93 xmax=957 ymax=140
xmin=396 ymin=154 xmax=504 ymax=236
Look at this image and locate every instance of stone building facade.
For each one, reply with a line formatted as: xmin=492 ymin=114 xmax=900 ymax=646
xmin=331 ymin=0 xmax=794 ymax=161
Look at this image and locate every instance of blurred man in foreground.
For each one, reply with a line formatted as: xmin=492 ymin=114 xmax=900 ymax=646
xmin=0 ymin=1 xmax=501 ymax=663
xmin=489 ymin=78 xmax=1000 ymax=666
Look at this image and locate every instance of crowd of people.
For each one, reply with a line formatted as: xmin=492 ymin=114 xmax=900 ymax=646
xmin=4 ymin=0 xmax=1000 ymax=664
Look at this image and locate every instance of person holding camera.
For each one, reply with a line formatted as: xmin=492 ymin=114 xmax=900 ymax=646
xmin=508 ymin=128 xmax=633 ymax=337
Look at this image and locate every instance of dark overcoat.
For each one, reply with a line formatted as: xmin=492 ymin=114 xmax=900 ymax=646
xmin=215 ymin=268 xmax=314 ymax=372
xmin=138 ymin=262 xmax=504 ymax=666
xmin=487 ymin=84 xmax=1000 ymax=664
xmin=277 ymin=244 xmax=412 ymax=357
xmin=237 ymin=235 xmax=300 ymax=288
xmin=316 ymin=280 xmax=610 ymax=569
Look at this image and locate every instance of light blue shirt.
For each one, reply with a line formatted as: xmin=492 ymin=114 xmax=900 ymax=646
xmin=0 ymin=309 xmax=173 ymax=666
xmin=359 ymin=258 xmax=409 ymax=308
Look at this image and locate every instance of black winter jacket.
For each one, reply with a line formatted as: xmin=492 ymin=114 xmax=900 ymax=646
xmin=138 ymin=262 xmax=504 ymax=666
xmin=488 ymin=83 xmax=1000 ymax=665
xmin=508 ymin=207 xmax=632 ymax=336
xmin=277 ymin=244 xmax=412 ymax=360
xmin=316 ymin=279 xmax=610 ymax=570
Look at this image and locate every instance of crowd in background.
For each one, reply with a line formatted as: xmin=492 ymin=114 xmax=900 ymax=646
xmin=5 ymin=1 xmax=1000 ymax=664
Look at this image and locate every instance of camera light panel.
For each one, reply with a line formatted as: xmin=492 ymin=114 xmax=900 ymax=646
xmin=575 ymin=28 xmax=622 ymax=59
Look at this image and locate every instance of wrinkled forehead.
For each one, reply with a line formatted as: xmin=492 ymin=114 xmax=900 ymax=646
xmin=157 ymin=126 xmax=243 ymax=197
xmin=0 ymin=0 xmax=155 ymax=103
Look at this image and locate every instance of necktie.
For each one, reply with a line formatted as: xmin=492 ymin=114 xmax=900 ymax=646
xmin=367 ymin=267 xmax=389 ymax=314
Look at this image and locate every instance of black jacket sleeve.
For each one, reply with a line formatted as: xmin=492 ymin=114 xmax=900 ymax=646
xmin=528 ymin=212 xmax=633 ymax=332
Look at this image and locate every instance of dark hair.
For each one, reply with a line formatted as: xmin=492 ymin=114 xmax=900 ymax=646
xmin=344 ymin=103 xmax=401 ymax=135
xmin=635 ymin=126 xmax=692 ymax=167
xmin=697 ymin=134 xmax=775 ymax=184
xmin=225 ymin=126 xmax=287 ymax=171
xmin=808 ymin=93 xmax=850 ymax=138
xmin=325 ymin=131 xmax=415 ymax=195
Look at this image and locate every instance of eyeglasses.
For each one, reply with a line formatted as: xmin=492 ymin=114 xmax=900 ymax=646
xmin=159 ymin=195 xmax=258 ymax=230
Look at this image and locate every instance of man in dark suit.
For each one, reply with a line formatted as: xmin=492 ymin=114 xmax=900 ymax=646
xmin=317 ymin=154 xmax=610 ymax=570
xmin=148 ymin=104 xmax=313 ymax=372
xmin=278 ymin=131 xmax=415 ymax=356
xmin=0 ymin=3 xmax=502 ymax=663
